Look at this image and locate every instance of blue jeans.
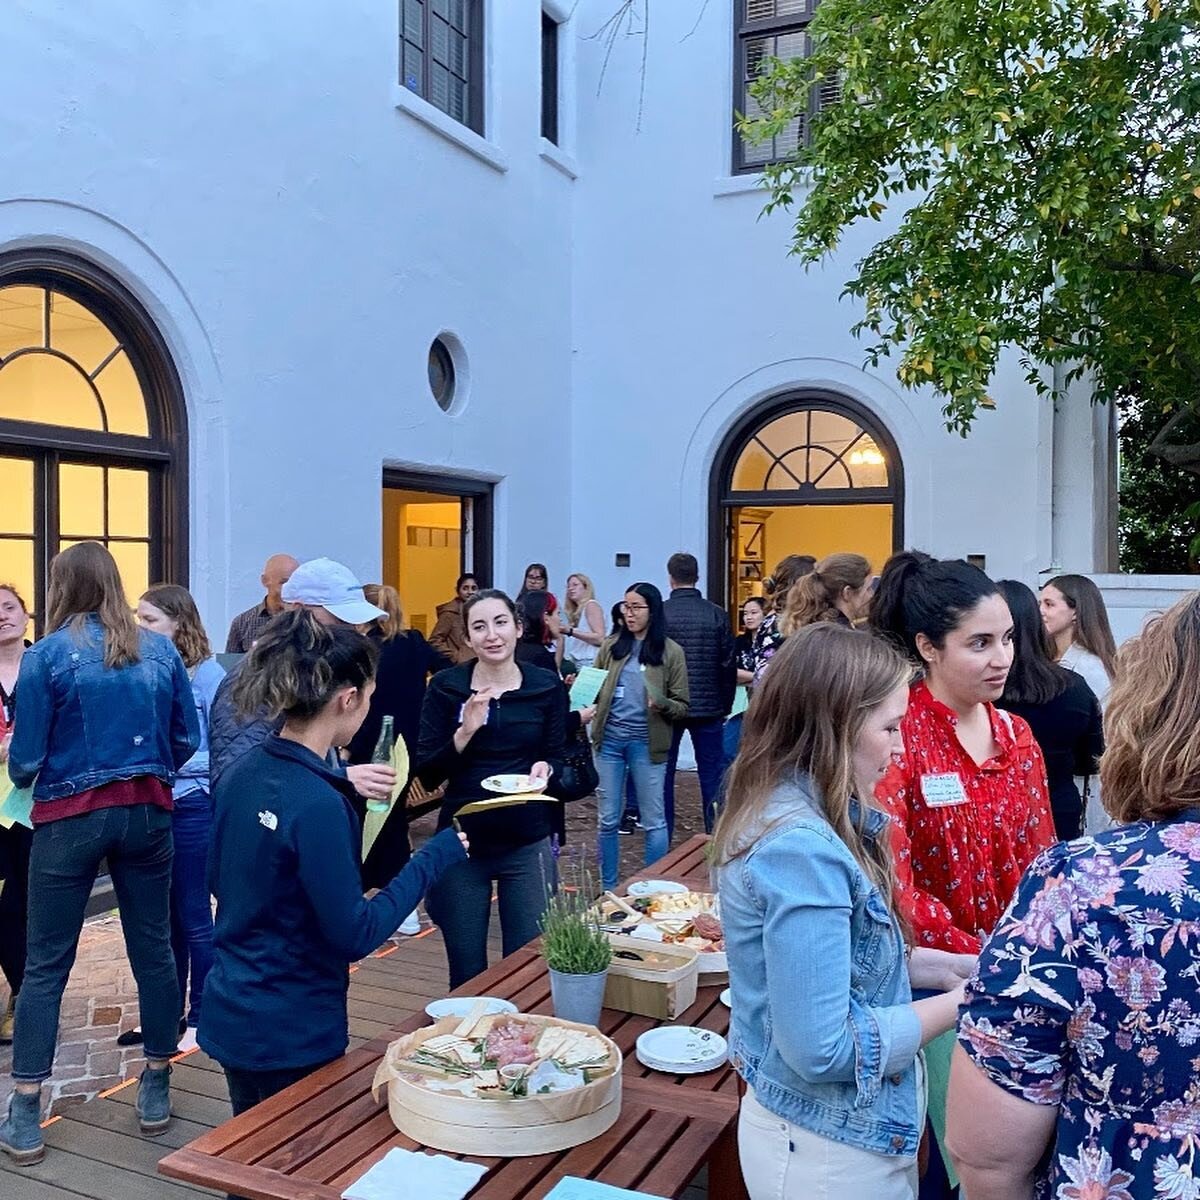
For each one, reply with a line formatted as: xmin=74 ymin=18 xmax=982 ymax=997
xmin=14 ymin=804 xmax=179 ymax=1080
xmin=426 ymin=837 xmax=556 ymax=989
xmin=170 ymin=788 xmax=214 ymax=1027
xmin=665 ymin=717 xmax=726 ymax=838
xmin=597 ymin=734 xmax=667 ymax=889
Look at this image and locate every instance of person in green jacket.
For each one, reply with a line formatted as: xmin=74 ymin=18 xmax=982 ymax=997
xmin=591 ymin=583 xmax=689 ymax=888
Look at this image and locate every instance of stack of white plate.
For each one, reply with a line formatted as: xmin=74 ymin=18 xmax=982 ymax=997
xmin=635 ymin=1026 xmax=728 ymax=1074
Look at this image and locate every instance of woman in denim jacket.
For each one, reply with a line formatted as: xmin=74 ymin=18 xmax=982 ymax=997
xmin=715 ymin=624 xmax=972 ymax=1200
xmin=0 ymin=543 xmax=199 ymax=1167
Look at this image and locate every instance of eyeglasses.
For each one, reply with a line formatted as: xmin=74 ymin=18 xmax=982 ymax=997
xmin=621 ymin=603 xmax=649 ymax=613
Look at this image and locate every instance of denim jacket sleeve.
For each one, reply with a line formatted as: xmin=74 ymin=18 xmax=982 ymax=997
xmin=7 ymin=646 xmax=50 ymax=788
xmin=747 ymin=827 xmax=921 ymax=1106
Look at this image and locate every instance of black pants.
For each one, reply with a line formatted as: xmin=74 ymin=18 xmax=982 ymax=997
xmin=14 ymin=805 xmax=179 ymax=1080
xmin=0 ymin=823 xmax=32 ymax=995
xmin=426 ymin=838 xmax=556 ymax=989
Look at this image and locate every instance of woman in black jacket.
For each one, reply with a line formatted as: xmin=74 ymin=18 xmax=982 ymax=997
xmin=347 ymin=585 xmax=451 ymax=895
xmin=202 ymin=613 xmax=465 ymax=1118
xmin=996 ymin=580 xmax=1104 ymax=840
xmin=417 ymin=589 xmax=566 ymax=988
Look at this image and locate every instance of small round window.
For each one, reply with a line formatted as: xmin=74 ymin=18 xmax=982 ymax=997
xmin=428 ymin=337 xmax=456 ymax=412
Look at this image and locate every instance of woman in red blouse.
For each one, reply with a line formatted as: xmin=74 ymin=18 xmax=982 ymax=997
xmin=871 ymin=552 xmax=1054 ymax=954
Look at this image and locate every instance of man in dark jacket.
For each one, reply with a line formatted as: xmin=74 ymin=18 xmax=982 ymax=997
xmin=662 ymin=553 xmax=736 ymax=836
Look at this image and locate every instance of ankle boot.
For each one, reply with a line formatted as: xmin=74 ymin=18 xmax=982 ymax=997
xmin=0 ymin=1089 xmax=45 ymax=1166
xmin=136 ymin=1064 xmax=172 ymax=1135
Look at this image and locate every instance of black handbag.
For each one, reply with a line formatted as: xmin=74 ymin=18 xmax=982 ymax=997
xmin=558 ymin=729 xmax=600 ymax=802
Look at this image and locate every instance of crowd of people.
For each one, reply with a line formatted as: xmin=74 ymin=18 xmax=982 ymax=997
xmin=0 ymin=534 xmax=1191 ymax=1200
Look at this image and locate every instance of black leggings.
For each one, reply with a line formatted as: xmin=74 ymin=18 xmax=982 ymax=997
xmin=0 ymin=824 xmax=32 ymax=995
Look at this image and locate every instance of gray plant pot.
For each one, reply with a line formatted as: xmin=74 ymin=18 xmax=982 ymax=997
xmin=547 ymin=965 xmax=609 ymax=1027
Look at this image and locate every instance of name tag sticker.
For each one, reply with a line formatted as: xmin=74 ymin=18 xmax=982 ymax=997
xmin=920 ymin=773 xmax=969 ymax=808
xmin=614 ymin=686 xmax=625 ymax=700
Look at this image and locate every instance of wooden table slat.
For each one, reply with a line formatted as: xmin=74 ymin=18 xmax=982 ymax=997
xmin=224 ymin=1059 xmax=380 ymax=1167
xmin=179 ymin=1049 xmax=377 ymax=1157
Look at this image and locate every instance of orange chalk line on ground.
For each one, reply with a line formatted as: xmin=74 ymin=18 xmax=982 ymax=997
xmin=39 ymin=1115 xmax=62 ymax=1129
xmin=98 ymin=1076 xmax=139 ymax=1099
xmin=171 ymin=1046 xmax=199 ymax=1064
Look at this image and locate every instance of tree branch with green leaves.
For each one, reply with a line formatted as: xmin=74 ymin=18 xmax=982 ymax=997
xmin=743 ymin=0 xmax=1200 ymax=482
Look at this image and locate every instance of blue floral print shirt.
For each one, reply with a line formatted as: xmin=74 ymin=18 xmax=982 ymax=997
xmin=959 ymin=814 xmax=1200 ymax=1200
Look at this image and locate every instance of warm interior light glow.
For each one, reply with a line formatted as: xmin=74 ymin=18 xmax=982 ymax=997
xmin=849 ymin=444 xmax=885 ymax=467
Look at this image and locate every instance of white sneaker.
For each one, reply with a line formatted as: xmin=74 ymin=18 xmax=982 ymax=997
xmin=396 ymin=910 xmax=421 ymax=936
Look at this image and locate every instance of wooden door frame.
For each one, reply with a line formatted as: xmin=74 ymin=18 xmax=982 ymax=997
xmin=381 ymin=468 xmax=494 ymax=587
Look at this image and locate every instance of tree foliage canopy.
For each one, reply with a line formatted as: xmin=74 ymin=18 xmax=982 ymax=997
xmin=745 ymin=0 xmax=1200 ymax=483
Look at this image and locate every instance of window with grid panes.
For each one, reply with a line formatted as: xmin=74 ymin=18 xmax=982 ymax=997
xmin=0 ymin=256 xmax=187 ymax=632
xmin=400 ymin=0 xmax=485 ymax=135
xmin=734 ymin=0 xmax=839 ymax=173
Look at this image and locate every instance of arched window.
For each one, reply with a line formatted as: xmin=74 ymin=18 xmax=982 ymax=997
xmin=0 ymin=252 xmax=187 ymax=630
xmin=709 ymin=392 xmax=903 ymax=614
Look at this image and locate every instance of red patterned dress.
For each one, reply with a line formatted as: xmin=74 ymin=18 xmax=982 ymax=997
xmin=875 ymin=681 xmax=1054 ymax=952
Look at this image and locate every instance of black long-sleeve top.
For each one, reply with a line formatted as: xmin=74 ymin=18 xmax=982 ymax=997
xmin=999 ymin=668 xmax=1103 ymax=839
xmin=416 ymin=661 xmax=566 ymax=854
xmin=345 ymin=629 xmax=452 ymax=764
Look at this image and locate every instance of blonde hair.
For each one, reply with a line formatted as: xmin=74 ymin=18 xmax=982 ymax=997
xmin=564 ymin=573 xmax=596 ymax=625
xmin=140 ymin=584 xmax=213 ymax=669
xmin=1102 ymin=593 xmax=1200 ymax=823
xmin=713 ymin=623 xmax=911 ymax=908
xmin=363 ymin=584 xmax=405 ymax=640
xmin=780 ymin=553 xmax=871 ymax=636
xmin=46 ymin=542 xmax=140 ymax=669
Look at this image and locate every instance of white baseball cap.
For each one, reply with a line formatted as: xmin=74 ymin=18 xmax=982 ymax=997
xmin=280 ymin=558 xmax=387 ymax=625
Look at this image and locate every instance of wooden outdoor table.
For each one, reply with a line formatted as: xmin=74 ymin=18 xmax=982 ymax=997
xmin=159 ymin=835 xmax=748 ymax=1200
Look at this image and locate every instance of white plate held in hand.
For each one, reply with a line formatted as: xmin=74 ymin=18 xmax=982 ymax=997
xmin=636 ymin=1026 xmax=728 ymax=1074
xmin=482 ymin=774 xmax=547 ymax=795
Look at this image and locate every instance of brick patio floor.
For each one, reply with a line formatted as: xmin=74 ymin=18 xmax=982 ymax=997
xmin=0 ymin=773 xmax=708 ymax=1119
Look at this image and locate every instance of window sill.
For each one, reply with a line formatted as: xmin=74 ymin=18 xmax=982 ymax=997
xmin=539 ymin=138 xmax=578 ymax=180
xmin=713 ymin=174 xmax=769 ymax=197
xmin=392 ymin=84 xmax=509 ymax=174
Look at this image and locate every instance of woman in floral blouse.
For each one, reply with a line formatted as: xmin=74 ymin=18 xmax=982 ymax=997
xmin=947 ymin=592 xmax=1200 ymax=1200
xmin=871 ymin=552 xmax=1054 ymax=953
xmin=750 ymin=555 xmax=815 ymax=682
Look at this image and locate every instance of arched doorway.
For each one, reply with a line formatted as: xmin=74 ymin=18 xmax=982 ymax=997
xmin=708 ymin=391 xmax=903 ymax=617
xmin=0 ymin=251 xmax=187 ymax=631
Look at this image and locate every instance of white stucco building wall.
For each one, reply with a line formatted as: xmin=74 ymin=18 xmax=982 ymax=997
xmin=0 ymin=0 xmax=1187 ymax=640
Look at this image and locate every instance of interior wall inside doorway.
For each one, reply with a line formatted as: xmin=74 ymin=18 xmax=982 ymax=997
xmin=731 ymin=502 xmax=893 ymax=613
xmin=382 ymin=487 xmax=462 ymax=636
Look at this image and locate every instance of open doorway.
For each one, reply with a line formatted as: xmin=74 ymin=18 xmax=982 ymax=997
xmin=381 ymin=470 xmax=493 ymax=637
xmin=709 ymin=393 xmax=903 ymax=621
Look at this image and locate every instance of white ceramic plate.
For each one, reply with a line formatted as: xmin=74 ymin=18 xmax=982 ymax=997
xmin=423 ymin=996 xmax=518 ymax=1021
xmin=627 ymin=879 xmax=689 ymax=897
xmin=719 ymin=988 xmax=732 ymax=1009
xmin=698 ymin=950 xmax=729 ymax=975
xmin=636 ymin=1026 xmax=728 ymax=1074
xmin=481 ymin=773 xmax=548 ymax=795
